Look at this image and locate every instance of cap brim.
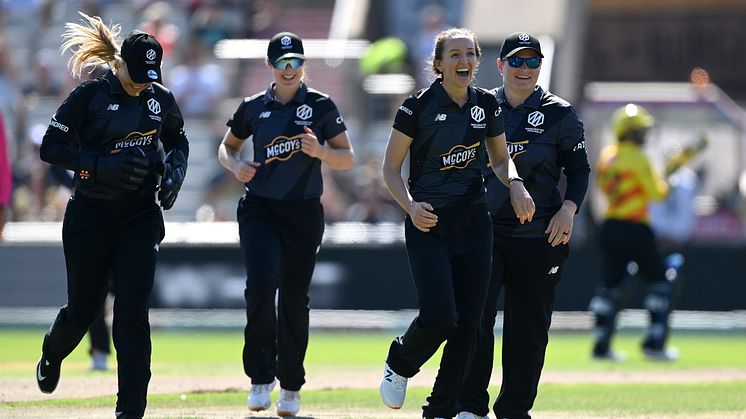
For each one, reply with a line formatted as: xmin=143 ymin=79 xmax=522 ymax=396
xmin=129 ymin=67 xmax=160 ymax=83
xmin=273 ymin=53 xmax=306 ymax=63
xmin=503 ymin=46 xmax=544 ymax=58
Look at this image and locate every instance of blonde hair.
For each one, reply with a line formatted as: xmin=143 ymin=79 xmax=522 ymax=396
xmin=61 ymin=12 xmax=122 ymax=79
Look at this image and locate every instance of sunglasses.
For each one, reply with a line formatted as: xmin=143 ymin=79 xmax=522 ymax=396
xmin=506 ymin=56 xmax=542 ymax=69
xmin=273 ymin=58 xmax=304 ymax=70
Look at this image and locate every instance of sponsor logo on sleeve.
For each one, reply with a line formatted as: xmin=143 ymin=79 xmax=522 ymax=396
xmin=573 ymin=140 xmax=587 ymax=152
xmin=398 ymin=105 xmax=413 ymax=116
xmin=49 ymin=116 xmax=69 ymax=133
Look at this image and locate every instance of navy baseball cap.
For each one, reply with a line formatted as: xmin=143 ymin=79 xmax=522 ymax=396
xmin=499 ymin=32 xmax=544 ymax=58
xmin=267 ymin=32 xmax=305 ymax=64
xmin=120 ymin=30 xmax=163 ymax=83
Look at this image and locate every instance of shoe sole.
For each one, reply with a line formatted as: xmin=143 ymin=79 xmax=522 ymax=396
xmin=248 ymin=405 xmax=270 ymax=412
xmin=277 ymin=410 xmax=299 ymax=417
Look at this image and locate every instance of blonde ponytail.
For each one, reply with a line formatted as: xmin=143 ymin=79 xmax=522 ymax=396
xmin=61 ymin=12 xmax=122 ymax=79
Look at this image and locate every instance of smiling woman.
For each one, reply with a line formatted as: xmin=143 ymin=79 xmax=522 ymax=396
xmin=217 ymin=31 xmax=354 ymax=418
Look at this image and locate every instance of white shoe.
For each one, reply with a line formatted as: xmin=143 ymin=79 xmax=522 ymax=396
xmin=247 ymin=379 xmax=276 ymax=411
xmin=380 ymin=363 xmax=407 ymax=409
xmin=276 ymin=388 xmax=301 ymax=417
xmin=455 ymin=412 xmax=490 ymax=419
xmin=643 ymin=347 xmax=679 ymax=361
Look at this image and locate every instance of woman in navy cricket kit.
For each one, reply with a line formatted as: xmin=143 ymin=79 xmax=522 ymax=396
xmin=218 ymin=32 xmax=354 ymax=417
xmin=35 ymin=12 xmax=188 ymax=419
xmin=456 ymin=32 xmax=591 ymax=419
xmin=378 ymin=28 xmax=535 ymax=419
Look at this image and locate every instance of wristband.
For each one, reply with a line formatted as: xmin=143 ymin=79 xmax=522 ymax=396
xmin=509 ymin=176 xmax=524 ymax=184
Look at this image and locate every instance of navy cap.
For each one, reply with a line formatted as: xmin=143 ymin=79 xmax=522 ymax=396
xmin=267 ymin=32 xmax=305 ymax=64
xmin=499 ymin=32 xmax=544 ymax=58
xmin=120 ymin=30 xmax=163 ymax=83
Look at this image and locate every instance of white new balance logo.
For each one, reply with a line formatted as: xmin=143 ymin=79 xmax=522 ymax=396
xmin=548 ymin=266 xmax=559 ymax=274
xmin=106 ymin=104 xmax=119 ymax=111
xmin=259 ymin=111 xmax=271 ymax=118
xmin=434 ymin=114 xmax=447 ymax=121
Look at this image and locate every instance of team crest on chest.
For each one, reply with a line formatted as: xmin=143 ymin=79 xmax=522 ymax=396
xmin=526 ymin=111 xmax=544 ymax=133
xmin=295 ymin=104 xmax=313 ymax=125
xmin=470 ymin=106 xmax=486 ymax=129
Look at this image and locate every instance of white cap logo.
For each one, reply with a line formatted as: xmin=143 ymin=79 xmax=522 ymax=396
xmin=471 ymin=106 xmax=485 ymax=123
xmin=281 ymin=36 xmax=292 ymax=48
xmin=146 ymin=49 xmax=157 ymax=61
xmin=518 ymin=33 xmax=530 ymax=42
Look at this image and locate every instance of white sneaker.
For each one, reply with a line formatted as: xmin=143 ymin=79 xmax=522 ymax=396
xmin=247 ymin=379 xmax=276 ymax=411
xmin=455 ymin=412 xmax=490 ymax=419
xmin=380 ymin=363 xmax=407 ymax=409
xmin=276 ymin=388 xmax=301 ymax=417
xmin=643 ymin=347 xmax=679 ymax=361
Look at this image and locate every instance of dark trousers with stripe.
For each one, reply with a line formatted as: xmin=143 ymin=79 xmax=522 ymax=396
xmin=42 ymin=196 xmax=163 ymax=418
xmin=593 ymin=219 xmax=670 ymax=354
xmin=386 ymin=204 xmax=492 ymax=418
xmin=238 ymin=195 xmax=324 ymax=392
xmin=458 ymin=233 xmax=568 ymax=419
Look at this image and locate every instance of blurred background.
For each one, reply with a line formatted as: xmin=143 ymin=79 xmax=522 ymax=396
xmin=0 ymin=0 xmax=745 ymax=323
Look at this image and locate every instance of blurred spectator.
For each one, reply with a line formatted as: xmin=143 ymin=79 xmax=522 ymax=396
xmin=169 ymin=38 xmax=226 ymax=118
xmin=138 ymin=1 xmax=180 ymax=58
xmin=22 ymin=49 xmax=64 ymax=100
xmin=0 ymin=109 xmax=11 ymax=239
xmin=189 ymin=1 xmax=243 ymax=47
xmin=411 ymin=4 xmax=447 ymax=88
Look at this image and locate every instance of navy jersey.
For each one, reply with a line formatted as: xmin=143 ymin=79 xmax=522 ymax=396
xmin=485 ymin=86 xmax=590 ymax=238
xmin=40 ymin=70 xmax=189 ymax=199
xmin=227 ymin=82 xmax=346 ymax=200
xmin=393 ymin=79 xmax=504 ymax=209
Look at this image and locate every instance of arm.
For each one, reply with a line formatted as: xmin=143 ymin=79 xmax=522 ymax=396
xmin=300 ymin=126 xmax=354 ymax=170
xmin=485 ymin=134 xmax=535 ymax=224
xmin=218 ymin=129 xmax=261 ymax=183
xmin=382 ymin=128 xmax=437 ymax=232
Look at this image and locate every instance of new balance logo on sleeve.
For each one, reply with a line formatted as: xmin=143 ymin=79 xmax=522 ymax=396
xmin=548 ymin=266 xmax=559 ymax=274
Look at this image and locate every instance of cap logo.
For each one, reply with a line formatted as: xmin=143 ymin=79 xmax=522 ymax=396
xmin=281 ymin=36 xmax=292 ymax=49
xmin=518 ymin=33 xmax=530 ymax=42
xmin=146 ymin=49 xmax=157 ymax=61
xmin=147 ymin=70 xmax=158 ymax=80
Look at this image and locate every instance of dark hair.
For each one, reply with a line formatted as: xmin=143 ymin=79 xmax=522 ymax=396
xmin=427 ymin=27 xmax=481 ymax=81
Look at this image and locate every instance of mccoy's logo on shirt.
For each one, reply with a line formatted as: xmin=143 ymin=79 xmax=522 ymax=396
xmin=507 ymin=140 xmax=529 ymax=158
xmin=440 ymin=141 xmax=480 ymax=171
xmin=470 ymin=106 xmax=486 ymax=129
xmin=265 ymin=134 xmax=303 ymax=163
xmin=114 ymin=129 xmax=157 ymax=149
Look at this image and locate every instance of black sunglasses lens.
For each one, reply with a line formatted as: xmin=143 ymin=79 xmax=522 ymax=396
xmin=508 ymin=57 xmax=541 ymax=69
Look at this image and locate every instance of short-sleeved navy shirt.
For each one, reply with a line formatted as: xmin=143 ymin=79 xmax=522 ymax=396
xmin=485 ymin=86 xmax=590 ymax=238
xmin=40 ymin=70 xmax=189 ymax=200
xmin=227 ymin=82 xmax=346 ymax=200
xmin=393 ymin=79 xmax=504 ymax=209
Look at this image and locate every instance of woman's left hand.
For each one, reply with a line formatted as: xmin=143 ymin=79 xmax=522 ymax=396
xmin=545 ymin=202 xmax=576 ymax=247
xmin=301 ymin=126 xmax=327 ymax=160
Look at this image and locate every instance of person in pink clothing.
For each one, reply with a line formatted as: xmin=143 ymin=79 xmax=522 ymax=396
xmin=0 ymin=109 xmax=12 ymax=240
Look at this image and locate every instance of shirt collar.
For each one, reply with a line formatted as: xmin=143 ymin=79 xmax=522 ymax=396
xmin=431 ymin=78 xmax=478 ymax=108
xmin=495 ymin=85 xmax=543 ymax=109
xmin=264 ymin=82 xmax=308 ymax=105
xmin=104 ymin=70 xmax=154 ymax=98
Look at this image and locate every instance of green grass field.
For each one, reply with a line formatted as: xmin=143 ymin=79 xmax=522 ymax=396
xmin=2 ymin=328 xmax=745 ymax=418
